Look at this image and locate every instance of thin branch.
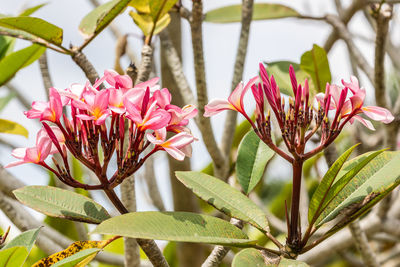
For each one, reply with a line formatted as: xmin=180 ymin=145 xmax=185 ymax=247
xmin=38 ymin=51 xmax=53 ymax=95
xmin=324 ymin=0 xmax=368 ymax=53
xmin=135 ymin=45 xmax=153 ymax=84
xmin=220 ymin=0 xmax=254 ymax=179
xmin=190 ymin=0 xmax=225 ymax=175
xmin=325 ymin=14 xmax=375 ymax=83
xmin=144 ymin=157 xmax=166 ymax=211
xmin=201 ymin=218 xmax=243 ymax=267
xmin=349 ymin=220 xmax=380 ymax=267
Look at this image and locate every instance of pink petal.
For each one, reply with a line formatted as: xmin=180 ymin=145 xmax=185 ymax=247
xmin=146 ymin=133 xmax=163 ymax=145
xmin=353 ymin=115 xmax=375 ymax=130
xmin=153 ymin=88 xmax=171 ymax=108
xmin=166 ymin=132 xmax=195 ymax=148
xmin=204 ymin=99 xmax=233 ymax=117
xmin=362 ymin=106 xmax=394 ymax=123
xmin=4 ymin=160 xmax=26 ymax=168
xmin=11 ymin=148 xmax=27 ymax=159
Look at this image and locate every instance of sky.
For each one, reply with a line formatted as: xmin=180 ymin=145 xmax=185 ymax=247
xmin=0 ymin=0 xmax=397 ymax=233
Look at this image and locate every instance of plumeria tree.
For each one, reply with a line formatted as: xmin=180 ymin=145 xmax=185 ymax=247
xmin=1 ymin=0 xmax=400 ymax=267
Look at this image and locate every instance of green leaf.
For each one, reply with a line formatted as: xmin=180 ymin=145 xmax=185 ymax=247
xmin=19 ymin=3 xmax=47 ymax=17
xmin=279 ymin=259 xmax=310 ymax=266
xmin=0 ymin=119 xmax=28 ymax=137
xmin=264 ymin=61 xmax=312 ymax=96
xmin=300 ymin=44 xmax=331 ymax=93
xmin=0 ymin=35 xmax=15 ymax=59
xmin=0 ymin=16 xmax=63 ymax=45
xmin=0 ymin=246 xmax=28 ymax=267
xmin=79 ymin=0 xmax=131 ymax=39
xmin=52 ymin=248 xmax=100 ymax=267
xmin=149 ymin=0 xmax=177 ymax=22
xmin=129 ymin=11 xmax=170 ymax=36
xmin=13 ymin=186 xmax=111 ymax=224
xmin=308 ymin=144 xmax=358 ymax=224
xmin=317 ymin=151 xmax=400 ymax=227
xmin=93 ymin=211 xmax=254 ymax=246
xmin=232 ymin=248 xmax=267 ymax=267
xmin=3 ymin=228 xmax=40 ymax=254
xmin=205 ymin=3 xmax=300 ymax=23
xmin=175 ymin=171 xmax=269 ymax=232
xmin=236 ymin=130 xmax=274 ymax=194
xmin=0 ymin=92 xmax=16 ymax=112
xmin=0 ymin=44 xmax=45 ymax=86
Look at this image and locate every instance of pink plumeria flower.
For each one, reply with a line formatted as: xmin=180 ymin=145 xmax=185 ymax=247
xmin=204 ymin=76 xmax=258 ymax=118
xmin=38 ymin=125 xmax=65 ymax=154
xmin=134 ymin=77 xmax=160 ymax=92
xmin=153 ymin=88 xmax=172 ymax=109
xmin=104 ymin=69 xmax=133 ymax=93
xmin=146 ymin=131 xmax=195 ymax=161
xmin=25 ymin=88 xmax=63 ymax=122
xmin=165 ymin=104 xmax=198 ymax=133
xmin=75 ymin=89 xmax=111 ymax=125
xmin=5 ymin=131 xmax=52 ymax=168
xmin=124 ymin=98 xmax=171 ymax=131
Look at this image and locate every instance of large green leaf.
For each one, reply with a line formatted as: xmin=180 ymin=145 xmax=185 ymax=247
xmin=13 ymin=186 xmax=111 ymax=224
xmin=93 ymin=211 xmax=254 ymax=246
xmin=0 ymin=16 xmax=63 ymax=45
xmin=176 ymin=171 xmax=269 ymax=232
xmin=236 ymin=130 xmax=274 ymax=194
xmin=205 ymin=3 xmax=300 ymax=23
xmin=0 ymin=44 xmax=45 ymax=86
xmin=308 ymin=144 xmax=358 ymax=224
xmin=317 ymin=151 xmax=400 ymax=227
xmin=300 ymin=44 xmax=331 ymax=93
xmin=0 ymin=119 xmax=28 ymax=137
xmin=0 ymin=246 xmax=28 ymax=267
xmin=0 ymin=35 xmax=15 ymax=59
xmin=79 ymin=0 xmax=131 ymax=38
xmin=232 ymin=248 xmax=267 ymax=267
xmin=3 ymin=228 xmax=40 ymax=253
xmin=264 ymin=61 xmax=312 ymax=96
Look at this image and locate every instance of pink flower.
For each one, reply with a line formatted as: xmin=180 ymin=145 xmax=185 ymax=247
xmin=204 ymin=76 xmax=258 ymax=117
xmin=5 ymin=131 xmax=52 ymax=168
xmin=147 ymin=131 xmax=195 ymax=161
xmin=25 ymin=88 xmax=63 ymax=122
xmin=38 ymin=125 xmax=66 ymax=154
xmin=104 ymin=69 xmax=132 ymax=93
xmin=75 ymin=89 xmax=111 ymax=125
xmin=124 ymin=98 xmax=171 ymax=131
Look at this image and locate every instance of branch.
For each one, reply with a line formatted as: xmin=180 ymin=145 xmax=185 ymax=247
xmin=325 ymin=14 xmax=375 ymax=83
xmin=201 ymin=218 xmax=243 ymax=267
xmin=220 ymin=0 xmax=254 ymax=179
xmin=135 ymin=45 xmax=153 ymax=84
xmin=144 ymin=157 xmax=166 ymax=211
xmin=121 ymin=176 xmax=141 ymax=267
xmin=70 ymin=47 xmax=100 ymax=84
xmin=349 ymin=220 xmax=380 ymax=267
xmin=324 ymin=0 xmax=367 ymax=53
xmin=190 ymin=0 xmax=225 ymax=175
xmin=38 ymin=51 xmax=53 ymax=95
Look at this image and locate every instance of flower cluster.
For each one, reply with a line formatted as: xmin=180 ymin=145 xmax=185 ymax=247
xmin=6 ymin=70 xmax=197 ymax=189
xmin=205 ymin=63 xmax=394 ymax=161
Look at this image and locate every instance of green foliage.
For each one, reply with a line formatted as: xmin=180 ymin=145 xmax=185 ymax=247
xmin=0 ymin=16 xmax=63 ymax=45
xmin=0 ymin=35 xmax=15 ymax=59
xmin=3 ymin=228 xmax=40 ymax=253
xmin=236 ymin=130 xmax=274 ymax=194
xmin=79 ymin=0 xmax=131 ymax=39
xmin=93 ymin=211 xmax=255 ymax=246
xmin=13 ymin=186 xmax=111 ymax=224
xmin=264 ymin=61 xmax=312 ymax=96
xmin=300 ymin=44 xmax=331 ymax=93
xmin=232 ymin=248 xmax=267 ymax=267
xmin=19 ymin=4 xmax=47 ymax=17
xmin=51 ymin=248 xmax=100 ymax=267
xmin=176 ymin=171 xmax=269 ymax=232
xmin=0 ymin=119 xmax=28 ymax=137
xmin=0 ymin=44 xmax=45 ymax=86
xmin=308 ymin=144 xmax=358 ymax=224
xmin=205 ymin=3 xmax=300 ymax=23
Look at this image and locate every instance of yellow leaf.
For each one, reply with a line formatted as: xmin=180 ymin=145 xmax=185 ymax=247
xmin=0 ymin=118 xmax=28 ymax=138
xmin=32 ymin=239 xmax=112 ymax=266
xmin=129 ymin=11 xmax=170 ymax=36
xmin=129 ymin=0 xmax=150 ymax=13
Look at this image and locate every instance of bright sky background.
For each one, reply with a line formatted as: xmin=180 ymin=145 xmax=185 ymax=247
xmin=0 ymin=0 xmax=398 ymax=233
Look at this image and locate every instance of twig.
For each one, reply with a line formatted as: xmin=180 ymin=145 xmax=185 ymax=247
xmin=70 ymin=47 xmax=100 ymax=84
xmin=220 ymin=0 xmax=254 ymax=179
xmin=325 ymin=14 xmax=375 ymax=83
xmin=144 ymin=157 xmax=166 ymax=211
xmin=121 ymin=176 xmax=140 ymax=267
xmin=201 ymin=218 xmax=243 ymax=267
xmin=349 ymin=220 xmax=380 ymax=267
xmin=324 ymin=0 xmax=368 ymax=53
xmin=38 ymin=51 xmax=53 ymax=95
xmin=190 ymin=0 xmax=225 ymax=176
xmin=135 ymin=45 xmax=153 ymax=84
